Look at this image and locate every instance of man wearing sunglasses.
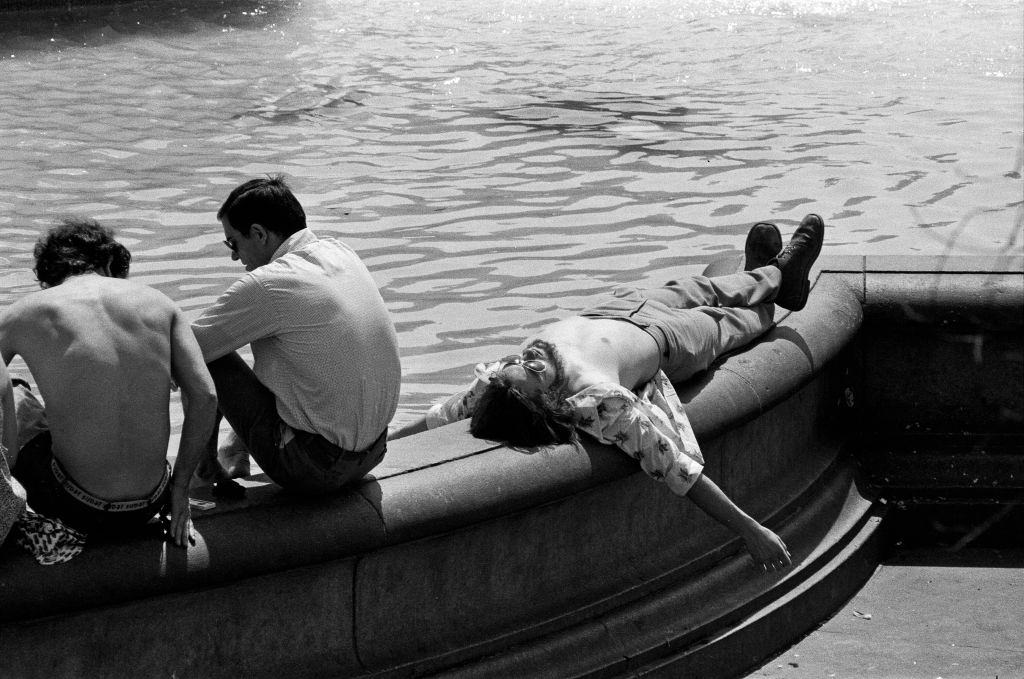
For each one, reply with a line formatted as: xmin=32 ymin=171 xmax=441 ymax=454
xmin=391 ymin=215 xmax=825 ymax=572
xmin=191 ymin=176 xmax=400 ymax=495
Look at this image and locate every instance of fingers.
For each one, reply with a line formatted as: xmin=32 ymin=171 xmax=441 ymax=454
xmin=772 ymin=545 xmax=792 ymax=569
xmin=180 ymin=518 xmax=195 ymax=548
xmin=754 ymin=544 xmax=792 ymax=572
xmin=176 ymin=522 xmax=196 ymax=548
xmin=167 ymin=512 xmax=195 ymax=548
xmin=760 ymin=557 xmax=790 ymax=572
xmin=746 ymin=527 xmax=793 ymax=573
xmin=760 ymin=548 xmax=793 ymax=572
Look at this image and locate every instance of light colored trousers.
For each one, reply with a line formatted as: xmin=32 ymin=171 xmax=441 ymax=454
xmin=580 ymin=266 xmax=780 ymax=383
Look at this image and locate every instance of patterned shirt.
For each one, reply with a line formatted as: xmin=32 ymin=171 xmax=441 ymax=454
xmin=192 ymin=229 xmax=400 ymax=451
xmin=426 ymin=362 xmax=704 ymax=496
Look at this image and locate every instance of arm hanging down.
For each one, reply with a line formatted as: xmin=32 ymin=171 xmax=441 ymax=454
xmin=167 ymin=309 xmax=218 ymax=548
xmin=393 ymin=370 xmax=791 ymax=570
xmin=686 ymin=474 xmax=791 ymax=571
xmin=570 ymin=387 xmax=791 ymax=571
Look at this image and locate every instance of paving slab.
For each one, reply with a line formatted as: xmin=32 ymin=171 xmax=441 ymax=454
xmin=744 ymin=548 xmax=1024 ymax=679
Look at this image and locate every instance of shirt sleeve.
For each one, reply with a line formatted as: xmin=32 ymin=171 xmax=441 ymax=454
xmin=425 ymin=379 xmax=489 ymax=429
xmin=568 ymin=384 xmax=704 ymax=497
xmin=191 ymin=274 xmax=278 ymax=362
xmin=424 ymin=360 xmax=504 ymax=429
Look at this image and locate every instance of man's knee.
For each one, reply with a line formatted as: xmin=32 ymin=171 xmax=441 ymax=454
xmin=205 ymin=351 xmax=254 ymax=386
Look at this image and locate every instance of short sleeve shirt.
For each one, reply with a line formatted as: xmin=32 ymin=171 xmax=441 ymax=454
xmin=426 ymin=363 xmax=704 ymax=496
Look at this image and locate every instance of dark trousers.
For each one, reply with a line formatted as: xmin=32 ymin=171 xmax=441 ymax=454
xmin=206 ymin=353 xmax=385 ymax=493
xmin=13 ymin=431 xmax=168 ymax=536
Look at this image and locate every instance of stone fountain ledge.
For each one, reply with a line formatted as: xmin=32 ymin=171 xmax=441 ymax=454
xmin=0 ymin=253 xmax=1020 ymax=679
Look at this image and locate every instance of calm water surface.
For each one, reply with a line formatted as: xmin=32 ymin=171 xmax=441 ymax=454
xmin=0 ymin=0 xmax=1021 ymax=427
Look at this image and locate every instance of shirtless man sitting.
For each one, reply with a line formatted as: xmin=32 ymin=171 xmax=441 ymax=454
xmin=391 ymin=215 xmax=825 ymax=572
xmin=0 ymin=219 xmax=217 ymax=548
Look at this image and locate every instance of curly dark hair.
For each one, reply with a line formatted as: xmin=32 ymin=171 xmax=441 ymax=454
xmin=217 ymin=174 xmax=306 ymax=238
xmin=470 ymin=352 xmax=578 ymax=448
xmin=33 ymin=218 xmax=131 ymax=288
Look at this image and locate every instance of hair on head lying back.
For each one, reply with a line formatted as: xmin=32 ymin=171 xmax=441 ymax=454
xmin=470 ymin=372 xmax=578 ymax=448
xmin=33 ymin=218 xmax=131 ymax=288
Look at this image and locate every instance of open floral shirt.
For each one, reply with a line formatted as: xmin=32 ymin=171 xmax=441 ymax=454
xmin=426 ymin=361 xmax=704 ymax=497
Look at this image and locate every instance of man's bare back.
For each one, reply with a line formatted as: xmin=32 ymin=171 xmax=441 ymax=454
xmin=2 ymin=219 xmax=215 ymax=547
xmin=2 ymin=274 xmax=180 ymax=499
xmin=525 ymin=317 xmax=662 ymax=393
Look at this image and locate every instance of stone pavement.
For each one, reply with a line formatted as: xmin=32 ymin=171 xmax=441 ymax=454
xmin=745 ymin=546 xmax=1024 ymax=679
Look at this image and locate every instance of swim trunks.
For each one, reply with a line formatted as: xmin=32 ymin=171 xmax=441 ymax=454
xmin=13 ymin=431 xmax=170 ymax=536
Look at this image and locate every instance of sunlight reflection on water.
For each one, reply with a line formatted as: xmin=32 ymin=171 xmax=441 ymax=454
xmin=0 ymin=0 xmax=1021 ymax=424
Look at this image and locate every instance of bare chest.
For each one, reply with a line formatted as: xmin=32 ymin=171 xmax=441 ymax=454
xmin=528 ymin=317 xmax=661 ymax=391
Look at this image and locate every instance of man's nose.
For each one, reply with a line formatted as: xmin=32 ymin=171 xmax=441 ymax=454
xmin=231 ymin=251 xmax=240 ymax=262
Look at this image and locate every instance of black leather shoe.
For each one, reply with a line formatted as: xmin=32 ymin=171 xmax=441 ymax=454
xmin=744 ymin=222 xmax=782 ymax=270
xmin=771 ymin=214 xmax=825 ymax=311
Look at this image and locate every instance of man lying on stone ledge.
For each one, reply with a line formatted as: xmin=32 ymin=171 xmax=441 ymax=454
xmin=390 ymin=215 xmax=826 ymax=572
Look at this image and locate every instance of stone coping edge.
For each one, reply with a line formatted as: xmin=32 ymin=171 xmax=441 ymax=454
xmin=3 ymin=258 xmax=1016 ymax=622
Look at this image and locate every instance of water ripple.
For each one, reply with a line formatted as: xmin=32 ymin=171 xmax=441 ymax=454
xmin=0 ymin=0 xmax=1020 ymax=421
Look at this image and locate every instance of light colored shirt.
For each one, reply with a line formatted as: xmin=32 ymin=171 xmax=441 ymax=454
xmin=426 ymin=362 xmax=704 ymax=496
xmin=192 ymin=229 xmax=400 ymax=451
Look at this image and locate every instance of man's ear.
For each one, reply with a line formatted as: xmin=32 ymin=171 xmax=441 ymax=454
xmin=249 ymin=223 xmax=268 ymax=243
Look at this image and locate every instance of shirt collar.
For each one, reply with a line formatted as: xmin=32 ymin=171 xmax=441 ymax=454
xmin=269 ymin=228 xmax=319 ymax=263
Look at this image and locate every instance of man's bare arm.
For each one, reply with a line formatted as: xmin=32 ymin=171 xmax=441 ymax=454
xmin=388 ymin=415 xmax=428 ymax=440
xmin=686 ymin=474 xmax=792 ymax=572
xmin=167 ymin=308 xmax=218 ymax=548
xmin=0 ymin=361 xmax=17 ymax=466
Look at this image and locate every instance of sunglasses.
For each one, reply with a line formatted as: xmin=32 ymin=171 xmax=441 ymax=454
xmin=223 ymin=238 xmax=238 ymax=252
xmin=497 ymin=354 xmax=547 ymax=373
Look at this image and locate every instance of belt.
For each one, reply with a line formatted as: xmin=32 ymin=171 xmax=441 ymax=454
xmin=50 ymin=458 xmax=170 ymax=513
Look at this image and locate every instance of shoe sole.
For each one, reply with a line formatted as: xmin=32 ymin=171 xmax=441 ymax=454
xmin=744 ymin=222 xmax=782 ymax=271
xmin=783 ymin=214 xmax=824 ymax=311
